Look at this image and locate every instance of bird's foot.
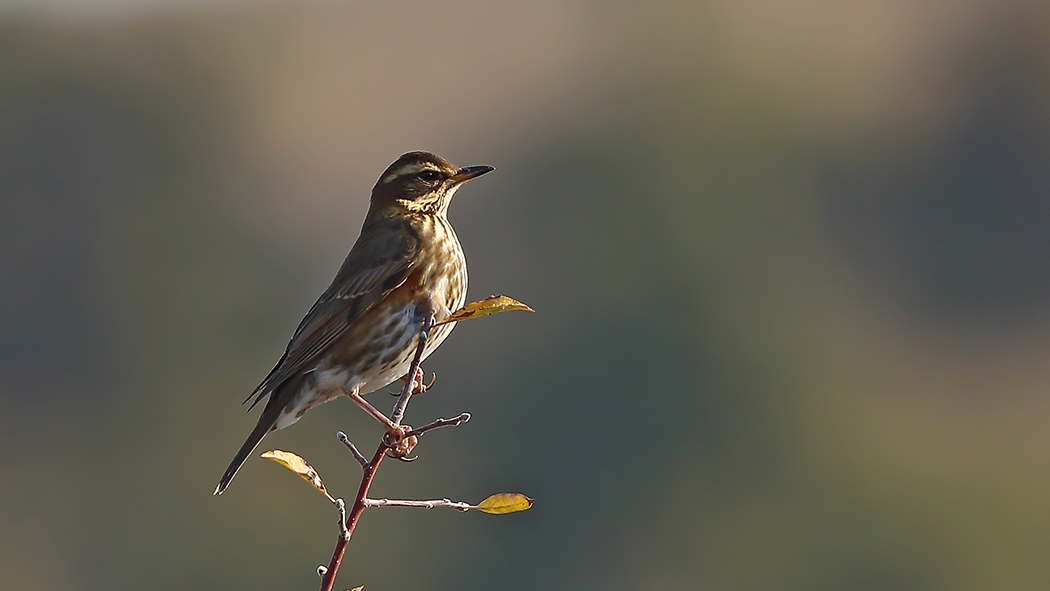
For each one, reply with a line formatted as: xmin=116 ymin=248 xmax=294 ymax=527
xmin=383 ymin=424 xmax=419 ymax=461
xmin=393 ymin=367 xmax=435 ymax=396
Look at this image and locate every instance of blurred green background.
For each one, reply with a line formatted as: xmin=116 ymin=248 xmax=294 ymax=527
xmin=2 ymin=1 xmax=1050 ymax=590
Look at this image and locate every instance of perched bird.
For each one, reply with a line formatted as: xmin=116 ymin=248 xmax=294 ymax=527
xmin=214 ymin=151 xmax=492 ymax=495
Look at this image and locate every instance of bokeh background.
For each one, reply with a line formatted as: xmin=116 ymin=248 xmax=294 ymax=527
xmin=3 ymin=1 xmax=1050 ymax=589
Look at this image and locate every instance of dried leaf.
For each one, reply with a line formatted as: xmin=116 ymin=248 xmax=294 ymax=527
xmin=474 ymin=493 xmax=534 ymax=514
xmin=261 ymin=449 xmax=332 ymax=501
xmin=435 ymin=295 xmax=534 ymax=326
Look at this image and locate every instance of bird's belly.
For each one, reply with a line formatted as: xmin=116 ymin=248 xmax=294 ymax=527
xmin=353 ymin=307 xmax=458 ymax=396
xmin=273 ymin=302 xmax=456 ymax=430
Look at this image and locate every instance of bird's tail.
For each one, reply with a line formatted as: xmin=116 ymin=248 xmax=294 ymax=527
xmin=214 ymin=417 xmax=275 ymax=495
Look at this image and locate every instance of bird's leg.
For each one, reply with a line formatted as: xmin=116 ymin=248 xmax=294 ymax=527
xmin=344 ymin=387 xmax=398 ymax=433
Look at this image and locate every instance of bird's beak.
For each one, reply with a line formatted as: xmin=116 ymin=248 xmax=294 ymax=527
xmin=452 ymin=165 xmax=494 ymax=184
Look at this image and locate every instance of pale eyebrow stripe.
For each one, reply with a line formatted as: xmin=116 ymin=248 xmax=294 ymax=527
xmin=381 ymin=162 xmax=440 ymax=184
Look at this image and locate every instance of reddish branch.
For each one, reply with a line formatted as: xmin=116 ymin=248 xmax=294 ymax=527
xmin=318 ymin=442 xmax=386 ymax=591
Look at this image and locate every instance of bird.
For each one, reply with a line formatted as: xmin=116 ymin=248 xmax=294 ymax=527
xmin=214 ymin=151 xmax=493 ymax=495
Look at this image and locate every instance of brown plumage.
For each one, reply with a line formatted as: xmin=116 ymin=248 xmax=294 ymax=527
xmin=214 ymin=151 xmax=493 ymax=495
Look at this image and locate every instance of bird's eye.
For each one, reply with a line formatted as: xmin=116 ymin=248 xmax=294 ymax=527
xmin=417 ymin=170 xmax=441 ymax=182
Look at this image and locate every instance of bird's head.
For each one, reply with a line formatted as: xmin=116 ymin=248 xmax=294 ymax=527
xmin=368 ymin=151 xmax=493 ymax=219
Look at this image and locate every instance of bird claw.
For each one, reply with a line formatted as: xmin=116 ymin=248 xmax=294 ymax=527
xmin=396 ymin=368 xmax=435 ymax=395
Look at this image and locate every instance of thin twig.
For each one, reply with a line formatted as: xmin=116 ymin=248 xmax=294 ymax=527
xmin=390 ymin=315 xmax=434 ymax=426
xmin=405 ymin=413 xmax=471 ymax=438
xmin=337 ymin=432 xmax=369 ymax=469
xmin=362 ymin=497 xmax=472 ymax=511
xmin=335 ymin=499 xmax=349 ymax=541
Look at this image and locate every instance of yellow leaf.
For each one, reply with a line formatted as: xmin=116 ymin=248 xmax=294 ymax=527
xmin=261 ymin=450 xmax=332 ymax=501
xmin=474 ymin=493 xmax=534 ymax=514
xmin=435 ymin=295 xmax=534 ymax=326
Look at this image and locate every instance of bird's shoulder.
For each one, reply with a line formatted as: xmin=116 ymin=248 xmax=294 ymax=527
xmin=324 ymin=216 xmax=423 ymax=301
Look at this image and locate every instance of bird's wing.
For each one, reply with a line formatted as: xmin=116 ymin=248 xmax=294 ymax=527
xmin=245 ymin=225 xmax=418 ymax=409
